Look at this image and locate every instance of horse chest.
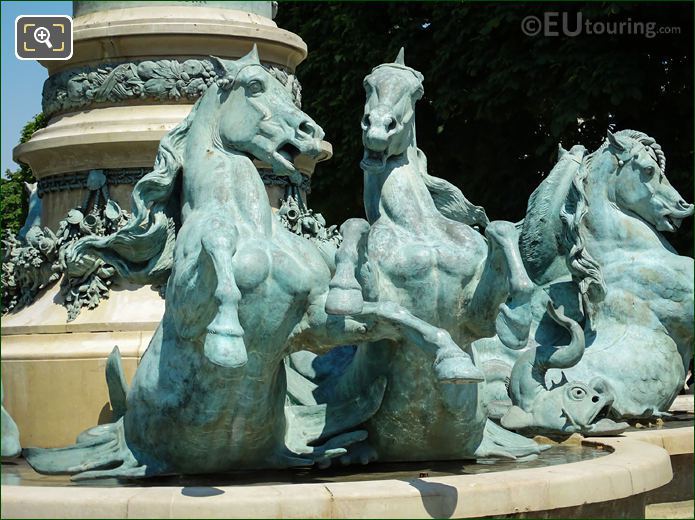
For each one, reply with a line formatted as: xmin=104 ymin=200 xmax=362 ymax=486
xmin=369 ymin=222 xmax=473 ymax=282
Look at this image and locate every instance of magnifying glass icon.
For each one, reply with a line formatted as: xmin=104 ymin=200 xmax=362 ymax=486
xmin=33 ymin=26 xmax=53 ymax=49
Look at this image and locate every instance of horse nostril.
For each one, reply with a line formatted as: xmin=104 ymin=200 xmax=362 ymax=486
xmin=592 ymin=396 xmax=599 ymax=403
xmin=299 ymin=121 xmax=316 ymax=138
xmin=362 ymin=114 xmax=371 ymax=128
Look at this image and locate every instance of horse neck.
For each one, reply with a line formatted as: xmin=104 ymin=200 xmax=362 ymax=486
xmin=582 ymin=152 xmax=670 ymax=257
xmin=183 ymin=104 xmax=273 ymax=233
xmin=364 ymin=127 xmax=439 ymax=228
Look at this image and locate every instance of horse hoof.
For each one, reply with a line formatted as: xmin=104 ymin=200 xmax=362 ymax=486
xmin=434 ymin=356 xmax=485 ymax=384
xmin=204 ymin=332 xmax=248 ymax=368
xmin=496 ymin=302 xmax=532 ymax=350
xmin=325 ymin=288 xmax=364 ymax=316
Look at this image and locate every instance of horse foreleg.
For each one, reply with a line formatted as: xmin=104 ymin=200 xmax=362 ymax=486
xmin=325 ymin=218 xmax=371 ymax=315
xmin=469 ymin=220 xmax=534 ymax=349
xmin=199 ymin=221 xmax=247 ymax=368
xmin=294 ymin=297 xmax=484 ymax=384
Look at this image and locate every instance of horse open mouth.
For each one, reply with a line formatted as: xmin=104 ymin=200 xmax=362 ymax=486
xmin=360 ymin=148 xmax=388 ymax=172
xmin=272 ymin=142 xmax=302 ymax=173
xmin=661 ymin=214 xmax=683 ymax=232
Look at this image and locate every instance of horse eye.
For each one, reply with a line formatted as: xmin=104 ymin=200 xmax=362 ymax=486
xmin=644 ymin=166 xmax=655 ymax=176
xmin=247 ymin=80 xmax=264 ymax=95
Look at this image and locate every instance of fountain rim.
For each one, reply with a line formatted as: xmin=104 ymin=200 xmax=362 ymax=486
xmin=1 ymin=434 xmax=678 ymax=519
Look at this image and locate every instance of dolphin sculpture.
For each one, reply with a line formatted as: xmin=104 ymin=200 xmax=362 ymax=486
xmin=501 ymin=303 xmax=629 ymax=437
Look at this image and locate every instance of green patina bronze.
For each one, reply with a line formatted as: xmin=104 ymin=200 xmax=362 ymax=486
xmin=1 ymin=383 xmax=21 ymax=458
xmin=17 ymin=48 xmax=693 ymax=475
xmin=477 ymin=130 xmax=693 ymax=436
xmin=24 ymin=48 xmax=480 ymax=479
xmin=318 ymin=50 xmax=546 ymax=463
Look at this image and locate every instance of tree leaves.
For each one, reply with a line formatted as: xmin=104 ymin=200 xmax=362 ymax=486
xmin=2 ymin=114 xmax=46 ymax=234
xmin=276 ymin=2 xmax=692 ymax=254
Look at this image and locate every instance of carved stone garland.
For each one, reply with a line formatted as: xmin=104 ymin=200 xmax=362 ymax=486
xmin=42 ymin=58 xmax=303 ymax=117
xmin=2 ymin=171 xmax=130 ymax=320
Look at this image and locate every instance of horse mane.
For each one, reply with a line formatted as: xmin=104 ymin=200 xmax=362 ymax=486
xmin=70 ymin=99 xmax=201 ymax=285
xmin=558 ymin=157 xmax=606 ymax=311
xmin=520 ymin=145 xmax=586 ymax=285
xmin=416 ymin=150 xmax=490 ymax=228
xmin=371 ymin=54 xmax=486 ymax=228
xmin=535 ymin=130 xmax=664 ymax=316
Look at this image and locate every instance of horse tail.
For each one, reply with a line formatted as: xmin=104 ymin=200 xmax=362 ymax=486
xmin=68 ymin=100 xmax=200 ymax=285
xmin=416 ymin=150 xmax=490 ymax=229
xmin=105 ymin=346 xmax=128 ymax=420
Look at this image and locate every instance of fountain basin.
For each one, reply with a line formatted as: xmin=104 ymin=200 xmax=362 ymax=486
xmin=1 ymin=437 xmax=673 ymax=519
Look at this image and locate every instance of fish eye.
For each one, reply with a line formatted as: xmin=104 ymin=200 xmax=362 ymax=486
xmin=569 ymin=387 xmax=586 ymax=400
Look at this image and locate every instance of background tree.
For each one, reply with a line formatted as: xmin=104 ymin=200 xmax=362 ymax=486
xmin=277 ymin=2 xmax=693 ymax=254
xmin=1 ymin=113 xmax=47 ymax=234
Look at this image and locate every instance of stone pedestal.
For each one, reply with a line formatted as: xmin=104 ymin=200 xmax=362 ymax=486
xmin=3 ymin=1 xmax=330 ymax=448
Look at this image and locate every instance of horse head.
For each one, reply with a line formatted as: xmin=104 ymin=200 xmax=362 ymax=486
xmin=605 ymin=130 xmax=693 ymax=233
xmin=212 ymin=46 xmax=325 ymax=179
xmin=361 ymin=48 xmax=424 ymax=173
xmin=66 ymin=47 xmax=325 ymax=286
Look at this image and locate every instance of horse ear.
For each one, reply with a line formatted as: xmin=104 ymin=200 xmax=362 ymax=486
xmin=210 ymin=56 xmax=235 ymax=89
xmin=210 ymin=56 xmax=230 ymax=74
xmin=558 ymin=144 xmax=568 ymax=160
xmin=606 ymin=130 xmax=625 ymax=152
xmin=394 ymin=47 xmax=405 ymax=65
xmin=243 ymin=44 xmax=261 ymax=64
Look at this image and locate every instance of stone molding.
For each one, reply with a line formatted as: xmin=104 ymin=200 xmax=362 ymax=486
xmin=36 ymin=167 xmax=311 ymax=197
xmin=0 ymin=436 xmax=675 ymax=518
xmin=43 ymin=58 xmax=302 ymax=118
xmin=37 ymin=168 xmax=149 ymax=197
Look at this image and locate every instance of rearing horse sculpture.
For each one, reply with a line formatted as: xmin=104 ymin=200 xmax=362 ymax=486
xmin=318 ymin=51 xmax=545 ymax=462
xmin=477 ymin=130 xmax=693 ymax=431
xmin=521 ymin=130 xmax=693 ymax=419
xmin=25 ymin=48 xmax=480 ymax=479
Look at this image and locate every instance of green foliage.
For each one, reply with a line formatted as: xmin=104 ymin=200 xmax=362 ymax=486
xmin=1 ymin=113 xmax=47 ymax=234
xmin=276 ymin=2 xmax=692 ymax=254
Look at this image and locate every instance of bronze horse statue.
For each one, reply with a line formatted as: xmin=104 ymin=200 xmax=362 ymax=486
xmin=25 ymin=48 xmax=479 ymax=479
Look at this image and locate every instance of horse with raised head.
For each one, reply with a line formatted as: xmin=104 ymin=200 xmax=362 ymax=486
xmin=479 ymin=130 xmax=693 ymax=428
xmin=521 ymin=129 xmax=693 ymax=419
xmin=319 ymin=50 xmax=544 ymax=462
xmin=25 ymin=48 xmax=480 ymax=480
